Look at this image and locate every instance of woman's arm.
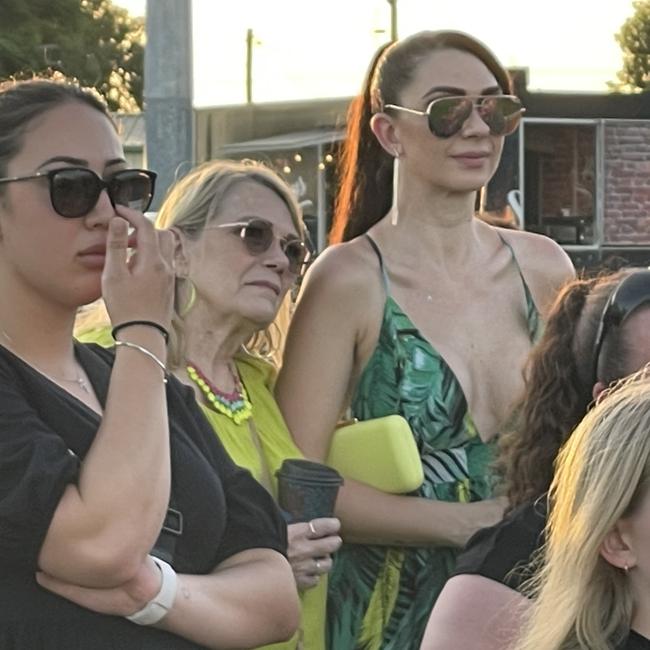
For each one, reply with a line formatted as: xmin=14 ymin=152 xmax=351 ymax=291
xmin=420 ymin=574 xmax=530 ymax=650
xmin=39 ymin=210 xmax=176 ymax=587
xmin=336 ymin=480 xmax=507 ymax=547
xmin=159 ymin=549 xmax=299 ymax=648
xmin=276 ymin=245 xmax=362 ymax=460
xmin=277 ymin=245 xmax=507 ymax=547
xmin=38 ymin=548 xmax=300 ymax=650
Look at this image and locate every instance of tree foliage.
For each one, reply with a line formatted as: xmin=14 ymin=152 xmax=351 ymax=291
xmin=613 ymin=0 xmax=650 ymax=92
xmin=0 ymin=0 xmax=144 ymax=111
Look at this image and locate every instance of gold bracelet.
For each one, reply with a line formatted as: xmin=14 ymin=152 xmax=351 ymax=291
xmin=114 ymin=340 xmax=168 ymax=383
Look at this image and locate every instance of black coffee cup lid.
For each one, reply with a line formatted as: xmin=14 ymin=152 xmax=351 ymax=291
xmin=276 ymin=458 xmax=343 ymax=484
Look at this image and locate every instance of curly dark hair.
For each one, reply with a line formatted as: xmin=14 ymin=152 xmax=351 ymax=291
xmin=498 ymin=270 xmax=640 ymax=508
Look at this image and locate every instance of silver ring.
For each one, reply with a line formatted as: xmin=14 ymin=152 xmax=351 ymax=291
xmin=315 ymin=559 xmax=322 ymax=572
xmin=308 ymin=521 xmax=317 ymax=537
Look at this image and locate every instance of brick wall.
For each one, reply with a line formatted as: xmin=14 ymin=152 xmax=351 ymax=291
xmin=525 ymin=125 xmax=595 ymax=218
xmin=605 ymin=121 xmax=650 ymax=245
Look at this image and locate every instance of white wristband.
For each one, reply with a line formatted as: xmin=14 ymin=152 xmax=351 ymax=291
xmin=126 ymin=555 xmax=178 ymax=626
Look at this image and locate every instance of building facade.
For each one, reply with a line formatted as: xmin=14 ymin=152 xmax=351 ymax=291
xmin=130 ymin=70 xmax=650 ymax=270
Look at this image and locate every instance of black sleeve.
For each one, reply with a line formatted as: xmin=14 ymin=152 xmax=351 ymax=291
xmin=0 ymin=365 xmax=80 ymax=571
xmin=453 ymin=499 xmax=547 ymax=593
xmin=174 ymin=378 xmax=288 ymax=563
xmin=623 ymin=631 xmax=650 ymax=649
xmin=215 ymin=462 xmax=289 ymax=563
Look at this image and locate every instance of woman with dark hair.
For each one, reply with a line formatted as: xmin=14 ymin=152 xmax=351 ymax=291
xmin=0 ymin=78 xmax=299 ymax=649
xmin=422 ymin=269 xmax=650 ymax=649
xmin=276 ymin=29 xmax=573 ymax=649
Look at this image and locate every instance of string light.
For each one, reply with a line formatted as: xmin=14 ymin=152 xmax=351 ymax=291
xmin=294 ymin=153 xmax=302 ymax=162
xmin=325 ymin=153 xmax=333 ymax=163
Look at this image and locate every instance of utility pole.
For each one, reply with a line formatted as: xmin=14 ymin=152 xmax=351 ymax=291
xmin=144 ymin=0 xmax=193 ymax=210
xmin=245 ymin=29 xmax=262 ymax=104
xmin=387 ymin=0 xmax=398 ymax=40
xmin=246 ymin=28 xmax=254 ymax=104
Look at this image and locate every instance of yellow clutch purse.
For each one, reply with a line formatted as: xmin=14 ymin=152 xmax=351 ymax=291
xmin=325 ymin=415 xmax=424 ymax=494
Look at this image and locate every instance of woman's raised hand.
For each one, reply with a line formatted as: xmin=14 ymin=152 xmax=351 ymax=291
xmin=287 ymin=518 xmax=342 ymax=590
xmin=101 ymin=206 xmax=175 ymax=330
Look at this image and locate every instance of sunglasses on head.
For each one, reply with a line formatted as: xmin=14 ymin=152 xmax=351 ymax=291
xmin=591 ymin=269 xmax=650 ymax=385
xmin=215 ymin=218 xmax=311 ymax=275
xmin=0 ymin=166 xmax=156 ymax=218
xmin=385 ymin=94 xmax=524 ymax=138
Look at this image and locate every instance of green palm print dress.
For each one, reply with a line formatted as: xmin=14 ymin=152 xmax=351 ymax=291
xmin=326 ymin=234 xmax=542 ymax=650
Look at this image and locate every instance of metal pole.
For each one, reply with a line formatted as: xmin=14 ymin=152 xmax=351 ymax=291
xmin=387 ymin=0 xmax=398 ymax=40
xmin=144 ymin=0 xmax=193 ymax=211
xmin=246 ymin=28 xmax=253 ymax=104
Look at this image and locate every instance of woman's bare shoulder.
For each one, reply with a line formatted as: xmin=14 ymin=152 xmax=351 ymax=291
xmin=301 ymin=237 xmax=384 ymax=299
xmin=497 ymin=228 xmax=575 ymax=314
xmin=499 ymin=228 xmax=572 ymax=267
xmin=475 ymin=219 xmax=573 ymax=280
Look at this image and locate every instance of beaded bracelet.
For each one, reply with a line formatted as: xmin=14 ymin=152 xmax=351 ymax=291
xmin=112 ymin=320 xmax=170 ymax=345
xmin=114 ymin=340 xmax=168 ymax=383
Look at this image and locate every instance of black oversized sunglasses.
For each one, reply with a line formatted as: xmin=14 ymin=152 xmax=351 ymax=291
xmin=215 ymin=218 xmax=311 ymax=275
xmin=385 ymin=94 xmax=524 ymax=138
xmin=0 ymin=166 xmax=156 ymax=218
xmin=591 ymin=269 xmax=650 ymax=384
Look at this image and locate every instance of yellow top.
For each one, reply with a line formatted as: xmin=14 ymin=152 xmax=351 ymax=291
xmin=198 ymin=353 xmax=326 ymax=650
xmin=75 ymin=326 xmax=326 ymax=650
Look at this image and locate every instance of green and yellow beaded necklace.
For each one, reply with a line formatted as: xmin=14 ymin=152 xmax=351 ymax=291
xmin=186 ymin=362 xmax=252 ymax=424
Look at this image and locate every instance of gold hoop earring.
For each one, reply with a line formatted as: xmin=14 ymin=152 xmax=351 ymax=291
xmin=391 ymin=153 xmax=400 ymax=227
xmin=178 ymin=278 xmax=196 ymax=318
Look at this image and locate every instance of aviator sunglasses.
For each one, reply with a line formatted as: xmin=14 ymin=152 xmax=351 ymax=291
xmin=591 ymin=269 xmax=650 ymax=385
xmin=385 ymin=94 xmax=524 ymax=138
xmin=0 ymin=166 xmax=157 ymax=218
xmin=215 ymin=218 xmax=311 ymax=275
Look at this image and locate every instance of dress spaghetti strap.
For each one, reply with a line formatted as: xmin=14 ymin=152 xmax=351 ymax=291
xmin=364 ymin=233 xmax=389 ymax=294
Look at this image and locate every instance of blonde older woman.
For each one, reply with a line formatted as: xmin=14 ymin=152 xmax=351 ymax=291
xmin=78 ymin=159 xmax=341 ymax=650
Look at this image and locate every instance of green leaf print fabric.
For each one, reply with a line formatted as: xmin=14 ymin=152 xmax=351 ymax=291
xmin=326 ymin=241 xmax=541 ymax=650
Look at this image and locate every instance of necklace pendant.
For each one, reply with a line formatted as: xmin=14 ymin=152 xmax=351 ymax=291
xmin=77 ymin=377 xmax=90 ymax=393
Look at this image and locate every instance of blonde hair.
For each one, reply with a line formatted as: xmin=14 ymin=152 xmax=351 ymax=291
xmin=74 ymin=299 xmax=110 ymax=337
xmin=515 ymin=368 xmax=650 ymax=650
xmin=155 ymin=159 xmax=304 ymax=370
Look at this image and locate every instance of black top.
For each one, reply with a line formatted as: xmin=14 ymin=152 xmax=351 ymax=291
xmin=624 ymin=631 xmax=650 ymax=649
xmin=454 ymin=499 xmax=650 ymax=650
xmin=453 ymin=498 xmax=547 ymax=592
xmin=0 ymin=343 xmax=287 ymax=649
